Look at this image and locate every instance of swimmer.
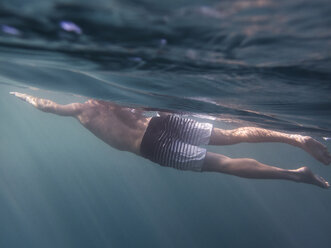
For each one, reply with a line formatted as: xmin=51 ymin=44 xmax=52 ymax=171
xmin=10 ymin=92 xmax=331 ymax=188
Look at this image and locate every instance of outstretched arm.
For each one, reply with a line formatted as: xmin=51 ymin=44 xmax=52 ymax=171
xmin=209 ymin=127 xmax=331 ymax=165
xmin=10 ymin=92 xmax=83 ymax=117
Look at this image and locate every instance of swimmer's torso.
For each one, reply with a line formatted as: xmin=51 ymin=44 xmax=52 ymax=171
xmin=76 ymin=99 xmax=151 ymax=154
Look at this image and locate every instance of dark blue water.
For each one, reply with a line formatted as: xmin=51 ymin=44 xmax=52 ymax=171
xmin=1 ymin=0 xmax=331 ymax=247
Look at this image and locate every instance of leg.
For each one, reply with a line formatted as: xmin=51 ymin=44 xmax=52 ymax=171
xmin=209 ymin=127 xmax=331 ymax=165
xmin=10 ymin=92 xmax=83 ymax=117
xmin=202 ymin=152 xmax=329 ymax=188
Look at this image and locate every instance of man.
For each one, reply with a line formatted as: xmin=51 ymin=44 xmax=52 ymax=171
xmin=10 ymin=92 xmax=331 ymax=188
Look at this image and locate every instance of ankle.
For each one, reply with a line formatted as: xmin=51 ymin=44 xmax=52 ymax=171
xmin=286 ymin=168 xmax=303 ymax=182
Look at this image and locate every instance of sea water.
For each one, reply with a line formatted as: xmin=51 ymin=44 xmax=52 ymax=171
xmin=1 ymin=0 xmax=331 ymax=247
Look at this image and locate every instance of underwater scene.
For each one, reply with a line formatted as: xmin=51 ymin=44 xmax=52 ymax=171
xmin=1 ymin=0 xmax=331 ymax=247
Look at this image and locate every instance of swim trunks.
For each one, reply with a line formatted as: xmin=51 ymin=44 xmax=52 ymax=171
xmin=140 ymin=115 xmax=213 ymax=171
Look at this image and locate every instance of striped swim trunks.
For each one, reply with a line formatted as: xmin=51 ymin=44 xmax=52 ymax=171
xmin=140 ymin=115 xmax=213 ymax=171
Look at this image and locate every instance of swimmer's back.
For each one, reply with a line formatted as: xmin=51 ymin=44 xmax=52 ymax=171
xmin=76 ymin=100 xmax=151 ymax=154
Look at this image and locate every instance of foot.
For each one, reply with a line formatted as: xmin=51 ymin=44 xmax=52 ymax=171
xmin=293 ymin=166 xmax=329 ymax=189
xmin=300 ymin=136 xmax=331 ymax=165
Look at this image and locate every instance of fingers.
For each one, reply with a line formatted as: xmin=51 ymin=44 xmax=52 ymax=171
xmin=10 ymin=91 xmax=28 ymax=101
xmin=10 ymin=91 xmax=37 ymax=107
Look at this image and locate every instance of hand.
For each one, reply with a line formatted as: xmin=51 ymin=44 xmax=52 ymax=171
xmin=10 ymin=92 xmax=37 ymax=107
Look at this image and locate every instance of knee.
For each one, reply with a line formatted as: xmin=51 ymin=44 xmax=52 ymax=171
xmin=244 ymin=158 xmax=257 ymax=164
xmin=240 ymin=158 xmax=261 ymax=168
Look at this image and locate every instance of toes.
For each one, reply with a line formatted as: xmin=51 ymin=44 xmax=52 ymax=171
xmin=318 ymin=176 xmax=329 ymax=188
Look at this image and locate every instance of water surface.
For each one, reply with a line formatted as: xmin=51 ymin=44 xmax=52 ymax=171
xmin=1 ymin=0 xmax=331 ymax=247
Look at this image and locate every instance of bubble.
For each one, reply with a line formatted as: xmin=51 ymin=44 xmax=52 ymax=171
xmin=59 ymin=21 xmax=82 ymax=34
xmin=1 ymin=25 xmax=21 ymax=35
xmin=128 ymin=57 xmax=143 ymax=62
xmin=159 ymin=38 xmax=167 ymax=46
